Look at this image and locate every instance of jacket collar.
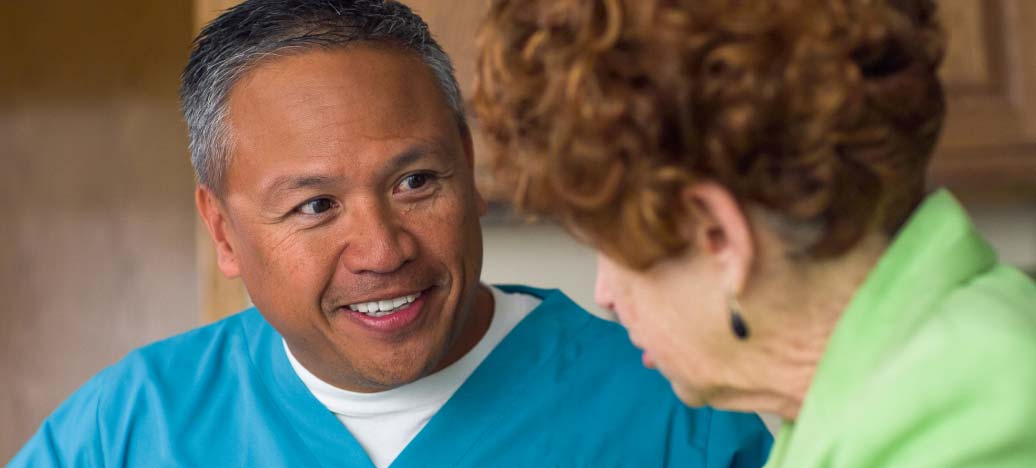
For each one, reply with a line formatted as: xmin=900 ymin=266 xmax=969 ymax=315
xmin=776 ymin=190 xmax=996 ymax=454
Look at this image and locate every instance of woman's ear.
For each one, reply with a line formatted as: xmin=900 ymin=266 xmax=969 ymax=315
xmin=677 ymin=182 xmax=754 ymax=294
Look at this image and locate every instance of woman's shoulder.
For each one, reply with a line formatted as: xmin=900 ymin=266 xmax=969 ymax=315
xmin=926 ymin=263 xmax=1036 ymax=368
xmin=943 ymin=263 xmax=1036 ymax=331
xmin=837 ymin=264 xmax=1036 ymax=466
xmin=863 ymin=261 xmax=1036 ymax=410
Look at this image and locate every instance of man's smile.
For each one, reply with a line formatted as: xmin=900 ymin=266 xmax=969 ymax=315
xmin=339 ymin=289 xmax=432 ymax=335
xmin=347 ymin=290 xmax=423 ymax=317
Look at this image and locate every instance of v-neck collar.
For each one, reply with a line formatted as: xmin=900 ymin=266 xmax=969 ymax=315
xmin=767 ymin=190 xmax=996 ymax=465
xmin=242 ymin=286 xmax=577 ymax=468
xmin=390 ymin=286 xmax=582 ymax=468
xmin=242 ymin=310 xmax=375 ymax=468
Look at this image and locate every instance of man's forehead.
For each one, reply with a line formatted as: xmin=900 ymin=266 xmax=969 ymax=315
xmin=230 ymin=51 xmax=430 ymax=122
xmin=228 ymin=48 xmax=455 ymax=141
xmin=230 ymin=45 xmax=438 ymax=105
xmin=220 ymin=45 xmax=464 ymax=196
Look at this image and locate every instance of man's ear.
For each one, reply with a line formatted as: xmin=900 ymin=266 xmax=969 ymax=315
xmin=677 ymin=181 xmax=754 ymax=295
xmin=461 ymin=126 xmax=489 ymax=216
xmin=195 ymin=186 xmax=242 ymax=279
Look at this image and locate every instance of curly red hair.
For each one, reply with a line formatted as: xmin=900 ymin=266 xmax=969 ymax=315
xmin=473 ymin=0 xmax=945 ymax=269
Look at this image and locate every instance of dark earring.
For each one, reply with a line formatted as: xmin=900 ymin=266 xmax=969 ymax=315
xmin=728 ymin=296 xmax=750 ymax=341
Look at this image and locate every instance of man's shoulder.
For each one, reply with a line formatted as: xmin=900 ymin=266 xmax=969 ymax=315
xmin=99 ymin=308 xmax=265 ymax=395
xmin=8 ymin=309 xmax=277 ymax=467
xmin=495 ymin=283 xmax=628 ymax=337
xmin=497 ymin=284 xmax=690 ymax=384
xmin=496 ymin=284 xmax=705 ymax=420
xmin=129 ymin=308 xmax=259 ymax=364
xmin=476 ymin=285 xmax=773 ymax=466
xmin=91 ymin=308 xmax=273 ymax=431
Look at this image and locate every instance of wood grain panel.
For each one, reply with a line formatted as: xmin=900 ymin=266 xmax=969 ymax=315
xmin=194 ymin=0 xmax=245 ymax=33
xmin=939 ymin=0 xmax=995 ymax=90
xmin=193 ymin=0 xmax=252 ymax=323
xmin=0 ymin=0 xmax=197 ymax=460
xmin=403 ymin=0 xmax=503 ymax=199
xmin=405 ymin=0 xmax=489 ymax=99
xmin=930 ymin=0 xmax=1036 ymax=199
xmin=1003 ymin=0 xmax=1036 ymax=139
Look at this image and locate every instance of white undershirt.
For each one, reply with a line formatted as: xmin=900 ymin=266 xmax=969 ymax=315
xmin=284 ymin=285 xmax=540 ymax=468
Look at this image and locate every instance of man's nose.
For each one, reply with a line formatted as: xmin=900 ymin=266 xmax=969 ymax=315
xmin=339 ymin=199 xmax=417 ymax=275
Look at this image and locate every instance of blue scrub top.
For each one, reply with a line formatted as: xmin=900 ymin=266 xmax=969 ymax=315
xmin=10 ymin=285 xmax=772 ymax=467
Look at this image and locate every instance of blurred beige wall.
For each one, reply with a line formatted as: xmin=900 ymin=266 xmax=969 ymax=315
xmin=482 ymin=208 xmax=1036 ymax=324
xmin=971 ymin=203 xmax=1036 ymax=269
xmin=0 ymin=1 xmax=198 ymax=460
xmin=482 ymin=222 xmax=609 ymax=320
xmin=2 ymin=0 xmax=1035 ymax=462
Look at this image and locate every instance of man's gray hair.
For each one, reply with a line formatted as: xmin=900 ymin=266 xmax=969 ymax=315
xmin=180 ymin=0 xmax=466 ymax=193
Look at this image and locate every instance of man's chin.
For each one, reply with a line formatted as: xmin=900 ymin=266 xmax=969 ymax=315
xmin=347 ymin=358 xmax=440 ymax=392
xmin=337 ymin=336 xmax=451 ymax=390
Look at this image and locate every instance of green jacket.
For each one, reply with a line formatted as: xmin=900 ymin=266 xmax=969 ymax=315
xmin=765 ymin=190 xmax=1036 ymax=467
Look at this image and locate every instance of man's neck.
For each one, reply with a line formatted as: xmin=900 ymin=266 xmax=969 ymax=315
xmin=429 ymin=283 xmax=495 ymax=376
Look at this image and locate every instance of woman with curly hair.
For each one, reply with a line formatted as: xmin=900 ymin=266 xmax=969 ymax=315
xmin=474 ymin=0 xmax=1036 ymax=466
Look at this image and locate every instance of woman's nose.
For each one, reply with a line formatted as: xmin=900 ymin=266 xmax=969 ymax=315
xmin=594 ymin=254 xmax=617 ymax=311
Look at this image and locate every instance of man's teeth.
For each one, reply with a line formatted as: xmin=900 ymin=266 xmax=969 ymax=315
xmin=347 ymin=293 xmax=420 ymax=317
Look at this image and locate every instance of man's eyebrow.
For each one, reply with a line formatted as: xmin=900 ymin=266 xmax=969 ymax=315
xmin=376 ymin=143 xmax=443 ymax=179
xmin=262 ymin=174 xmax=342 ymax=197
xmin=260 ymin=142 xmax=450 ymax=198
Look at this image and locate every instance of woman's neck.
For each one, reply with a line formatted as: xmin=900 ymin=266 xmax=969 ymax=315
xmin=718 ymin=233 xmax=889 ymax=421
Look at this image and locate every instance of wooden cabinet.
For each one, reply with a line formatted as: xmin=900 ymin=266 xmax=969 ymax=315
xmin=408 ymin=0 xmax=1036 ymax=202
xmin=932 ymin=0 xmax=1036 ymax=201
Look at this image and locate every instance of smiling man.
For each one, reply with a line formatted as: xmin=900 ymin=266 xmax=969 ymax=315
xmin=210 ymin=44 xmax=492 ymax=398
xmin=9 ymin=1 xmax=771 ymax=467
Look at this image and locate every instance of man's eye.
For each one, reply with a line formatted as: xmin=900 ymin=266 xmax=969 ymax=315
xmin=295 ymin=198 xmax=336 ymax=215
xmin=397 ymin=173 xmax=433 ymax=192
